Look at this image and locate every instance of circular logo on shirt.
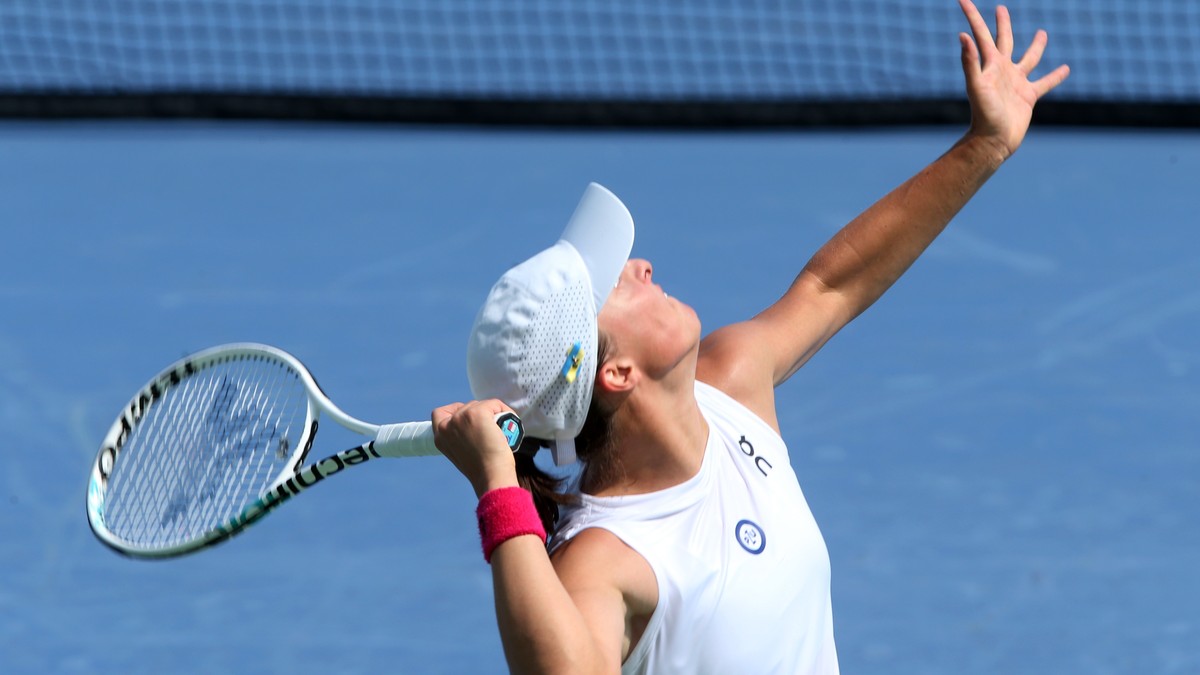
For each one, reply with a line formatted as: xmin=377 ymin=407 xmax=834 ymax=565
xmin=735 ymin=519 xmax=766 ymax=555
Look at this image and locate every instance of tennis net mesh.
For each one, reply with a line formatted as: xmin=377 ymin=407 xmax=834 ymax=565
xmin=2 ymin=1 xmax=1197 ymax=125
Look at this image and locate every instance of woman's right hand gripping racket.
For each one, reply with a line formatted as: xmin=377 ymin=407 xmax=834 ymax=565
xmin=86 ymin=342 xmax=524 ymax=559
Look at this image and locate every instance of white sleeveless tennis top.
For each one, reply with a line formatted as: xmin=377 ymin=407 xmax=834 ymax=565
xmin=552 ymin=381 xmax=839 ymax=674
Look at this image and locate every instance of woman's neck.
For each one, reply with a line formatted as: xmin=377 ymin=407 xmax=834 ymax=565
xmin=589 ymin=375 xmax=709 ymax=497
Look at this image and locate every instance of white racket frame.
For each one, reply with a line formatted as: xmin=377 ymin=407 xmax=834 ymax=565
xmin=86 ymin=343 xmax=455 ymax=559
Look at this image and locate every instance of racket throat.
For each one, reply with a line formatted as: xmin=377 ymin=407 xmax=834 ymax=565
xmin=272 ymin=442 xmax=382 ymax=497
xmin=291 ymin=419 xmax=321 ymax=468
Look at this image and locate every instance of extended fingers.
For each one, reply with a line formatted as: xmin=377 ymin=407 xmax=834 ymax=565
xmin=959 ymin=32 xmax=981 ymax=76
xmin=1017 ymin=29 xmax=1048 ymax=74
xmin=958 ymin=0 xmax=996 ymax=58
xmin=994 ymin=5 xmax=1013 ymax=56
xmin=1032 ymin=64 xmax=1071 ymax=97
xmin=1018 ymin=28 xmax=1071 ymax=97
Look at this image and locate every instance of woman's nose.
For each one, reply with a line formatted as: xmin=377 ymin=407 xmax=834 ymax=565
xmin=627 ymin=258 xmax=653 ymax=282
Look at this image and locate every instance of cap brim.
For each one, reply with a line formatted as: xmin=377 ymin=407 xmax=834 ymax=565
xmin=559 ymin=183 xmax=635 ymax=313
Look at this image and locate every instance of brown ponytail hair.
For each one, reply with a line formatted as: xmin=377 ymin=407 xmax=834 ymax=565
xmin=515 ymin=331 xmax=622 ymax=537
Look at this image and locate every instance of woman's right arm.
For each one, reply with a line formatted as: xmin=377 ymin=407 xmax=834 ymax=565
xmin=431 ymin=400 xmax=629 ymax=675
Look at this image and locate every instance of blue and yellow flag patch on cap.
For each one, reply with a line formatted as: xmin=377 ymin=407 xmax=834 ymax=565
xmin=561 ymin=341 xmax=585 ymax=383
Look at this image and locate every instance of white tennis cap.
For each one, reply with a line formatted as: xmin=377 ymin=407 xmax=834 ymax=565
xmin=467 ymin=183 xmax=635 ymax=465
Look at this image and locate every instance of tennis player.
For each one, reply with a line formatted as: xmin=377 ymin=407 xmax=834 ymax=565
xmin=432 ymin=2 xmax=1069 ymax=673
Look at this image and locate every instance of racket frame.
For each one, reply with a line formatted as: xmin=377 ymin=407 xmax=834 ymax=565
xmin=86 ymin=343 xmax=455 ymax=559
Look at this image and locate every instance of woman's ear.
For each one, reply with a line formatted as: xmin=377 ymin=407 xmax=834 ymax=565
xmin=596 ymin=356 xmax=638 ymax=395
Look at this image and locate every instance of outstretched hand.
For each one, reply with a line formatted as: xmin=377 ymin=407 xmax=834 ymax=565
xmin=957 ymin=0 xmax=1070 ymax=160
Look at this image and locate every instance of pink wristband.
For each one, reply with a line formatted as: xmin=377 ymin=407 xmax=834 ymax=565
xmin=476 ymin=486 xmax=547 ymax=563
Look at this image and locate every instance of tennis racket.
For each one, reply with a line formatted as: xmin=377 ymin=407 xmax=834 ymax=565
xmin=86 ymin=342 xmax=524 ymax=559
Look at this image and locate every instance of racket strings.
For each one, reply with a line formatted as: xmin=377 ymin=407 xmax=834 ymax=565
xmin=106 ymin=368 xmax=209 ymax=539
xmin=108 ymin=360 xmax=219 ymax=543
xmin=102 ymin=355 xmax=309 ymax=549
xmin=192 ymin=357 xmax=290 ymax=534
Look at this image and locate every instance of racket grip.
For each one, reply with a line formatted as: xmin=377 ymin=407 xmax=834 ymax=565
xmin=373 ymin=422 xmax=438 ymax=457
xmin=373 ymin=413 xmax=525 ymax=458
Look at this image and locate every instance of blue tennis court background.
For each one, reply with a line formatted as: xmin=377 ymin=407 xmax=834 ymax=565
xmin=1 ymin=121 xmax=1197 ymax=673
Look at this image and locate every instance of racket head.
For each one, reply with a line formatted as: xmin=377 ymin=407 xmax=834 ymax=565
xmin=87 ymin=343 xmax=324 ymax=558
